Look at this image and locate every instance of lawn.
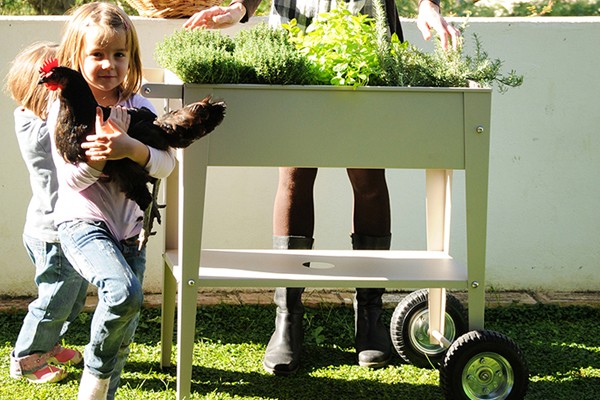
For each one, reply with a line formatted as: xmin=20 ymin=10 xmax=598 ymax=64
xmin=1 ymin=300 xmax=599 ymax=399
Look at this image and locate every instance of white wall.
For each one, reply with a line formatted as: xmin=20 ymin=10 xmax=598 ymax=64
xmin=1 ymin=16 xmax=598 ymax=295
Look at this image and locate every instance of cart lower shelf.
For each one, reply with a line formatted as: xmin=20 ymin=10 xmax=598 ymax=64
xmin=163 ymin=249 xmax=468 ymax=288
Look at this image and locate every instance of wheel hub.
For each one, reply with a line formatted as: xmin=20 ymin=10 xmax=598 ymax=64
xmin=462 ymin=352 xmax=514 ymax=399
xmin=409 ymin=309 xmax=456 ymax=356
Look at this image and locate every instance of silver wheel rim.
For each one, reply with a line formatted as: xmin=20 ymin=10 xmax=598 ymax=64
xmin=461 ymin=351 xmax=514 ymax=400
xmin=408 ymin=309 xmax=457 ymax=356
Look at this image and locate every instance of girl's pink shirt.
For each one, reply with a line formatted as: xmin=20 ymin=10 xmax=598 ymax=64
xmin=47 ymin=95 xmax=176 ymax=241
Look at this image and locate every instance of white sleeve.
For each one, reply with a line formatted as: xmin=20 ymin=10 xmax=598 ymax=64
xmin=146 ymin=146 xmax=176 ymax=179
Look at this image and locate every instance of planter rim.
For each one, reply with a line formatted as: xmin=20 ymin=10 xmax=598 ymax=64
xmin=152 ymin=68 xmax=491 ymax=93
xmin=180 ymin=83 xmax=492 ymax=93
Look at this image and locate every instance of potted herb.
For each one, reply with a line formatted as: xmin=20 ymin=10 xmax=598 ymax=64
xmin=154 ymin=3 xmax=522 ymax=90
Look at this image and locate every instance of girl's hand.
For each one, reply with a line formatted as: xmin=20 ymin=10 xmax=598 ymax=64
xmin=416 ymin=0 xmax=461 ymax=51
xmin=183 ymin=3 xmax=246 ymax=30
xmin=83 ymin=107 xmax=150 ymax=166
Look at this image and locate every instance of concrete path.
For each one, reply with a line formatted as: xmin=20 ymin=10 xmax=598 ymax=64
xmin=2 ymin=289 xmax=599 ymax=313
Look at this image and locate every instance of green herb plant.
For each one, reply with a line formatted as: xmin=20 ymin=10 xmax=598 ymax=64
xmin=155 ymin=24 xmax=315 ymax=85
xmin=233 ymin=23 xmax=315 ymax=84
xmin=154 ymin=2 xmax=523 ymax=91
xmin=386 ymin=31 xmax=524 ymax=91
xmin=283 ymin=6 xmax=382 ymax=87
xmin=154 ymin=29 xmax=241 ymax=84
xmin=283 ymin=1 xmax=522 ymax=90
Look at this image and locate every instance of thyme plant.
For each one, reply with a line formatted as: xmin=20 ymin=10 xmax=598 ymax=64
xmin=154 ymin=29 xmax=241 ymax=84
xmin=233 ymin=23 xmax=315 ymax=84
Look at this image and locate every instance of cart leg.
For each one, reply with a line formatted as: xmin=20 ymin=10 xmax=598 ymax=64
xmin=160 ymin=260 xmax=177 ymax=367
xmin=175 ymin=139 xmax=210 ymax=399
xmin=464 ymin=92 xmax=491 ymax=330
xmin=425 ymin=169 xmax=452 ymax=345
xmin=176 ymin=281 xmax=199 ymax=399
xmin=161 ymin=154 xmax=180 ymax=369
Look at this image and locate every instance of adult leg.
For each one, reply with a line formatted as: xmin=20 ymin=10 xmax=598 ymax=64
xmin=346 ymin=168 xmax=391 ymax=236
xmin=347 ymin=168 xmax=393 ymax=368
xmin=263 ymin=167 xmax=317 ymax=375
xmin=273 ymin=167 xmax=318 ymax=237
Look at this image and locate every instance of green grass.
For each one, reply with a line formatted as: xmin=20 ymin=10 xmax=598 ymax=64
xmin=1 ymin=301 xmax=599 ymax=399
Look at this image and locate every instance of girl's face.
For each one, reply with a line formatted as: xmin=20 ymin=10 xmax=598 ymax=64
xmin=81 ymin=26 xmax=130 ymax=106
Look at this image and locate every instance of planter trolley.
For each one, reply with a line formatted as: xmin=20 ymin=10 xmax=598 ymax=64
xmin=142 ymin=81 xmax=528 ymax=400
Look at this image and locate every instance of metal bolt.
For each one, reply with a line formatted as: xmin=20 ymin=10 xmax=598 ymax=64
xmin=476 ymin=125 xmax=485 ymax=134
xmin=471 ymin=281 xmax=480 ymax=288
xmin=144 ymin=87 xmax=152 ymax=95
xmin=187 ymin=279 xmax=196 ymax=286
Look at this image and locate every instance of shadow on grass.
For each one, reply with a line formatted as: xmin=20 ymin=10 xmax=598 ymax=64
xmin=122 ymin=362 xmax=443 ymax=400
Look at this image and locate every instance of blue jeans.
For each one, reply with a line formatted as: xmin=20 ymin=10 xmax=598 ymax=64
xmin=13 ymin=235 xmax=88 ymax=358
xmin=58 ymin=220 xmax=146 ymax=398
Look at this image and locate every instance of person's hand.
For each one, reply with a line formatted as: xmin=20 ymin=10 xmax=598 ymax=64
xmin=416 ymin=0 xmax=461 ymax=50
xmin=83 ymin=106 xmax=134 ymax=162
xmin=183 ymin=3 xmax=246 ymax=30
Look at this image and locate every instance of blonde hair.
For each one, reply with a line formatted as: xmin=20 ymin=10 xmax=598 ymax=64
xmin=57 ymin=2 xmax=142 ymax=101
xmin=4 ymin=41 xmax=58 ymax=120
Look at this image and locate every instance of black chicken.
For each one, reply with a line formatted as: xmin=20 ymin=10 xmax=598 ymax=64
xmin=39 ymin=58 xmax=226 ymax=247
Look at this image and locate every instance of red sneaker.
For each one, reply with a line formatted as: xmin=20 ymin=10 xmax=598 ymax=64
xmin=47 ymin=344 xmax=83 ymax=366
xmin=10 ymin=351 xmax=68 ymax=383
xmin=25 ymin=364 xmax=68 ymax=383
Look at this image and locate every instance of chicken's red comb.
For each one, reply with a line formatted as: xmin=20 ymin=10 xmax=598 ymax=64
xmin=39 ymin=58 xmax=59 ymax=75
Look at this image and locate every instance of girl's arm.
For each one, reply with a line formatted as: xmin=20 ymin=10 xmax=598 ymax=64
xmin=145 ymin=147 xmax=176 ymax=179
xmin=84 ymin=105 xmax=176 ymax=180
xmin=128 ymin=96 xmax=176 ymax=179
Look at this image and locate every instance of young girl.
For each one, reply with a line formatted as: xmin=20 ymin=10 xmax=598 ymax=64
xmin=47 ymin=3 xmax=176 ymax=399
xmin=6 ymin=41 xmax=88 ymax=384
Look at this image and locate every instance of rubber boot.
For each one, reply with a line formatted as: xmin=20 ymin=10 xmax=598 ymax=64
xmin=352 ymin=233 xmax=393 ymax=368
xmin=262 ymin=236 xmax=313 ymax=375
xmin=78 ymin=369 xmax=109 ymax=400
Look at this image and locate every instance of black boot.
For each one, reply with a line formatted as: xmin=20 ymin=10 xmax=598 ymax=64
xmin=352 ymin=233 xmax=393 ymax=368
xmin=263 ymin=236 xmax=313 ymax=375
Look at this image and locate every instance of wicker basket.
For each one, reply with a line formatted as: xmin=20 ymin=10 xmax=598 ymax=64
xmin=125 ymin=0 xmax=222 ymax=18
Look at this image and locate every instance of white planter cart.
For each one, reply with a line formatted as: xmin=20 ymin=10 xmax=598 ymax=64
xmin=142 ymin=80 xmax=529 ymax=400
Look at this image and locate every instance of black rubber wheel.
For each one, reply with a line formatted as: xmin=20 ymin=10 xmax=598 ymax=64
xmin=440 ymin=330 xmax=529 ymax=400
xmin=390 ymin=289 xmax=468 ymax=368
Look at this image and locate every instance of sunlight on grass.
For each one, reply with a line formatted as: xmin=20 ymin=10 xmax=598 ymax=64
xmin=0 ymin=303 xmax=599 ymax=399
